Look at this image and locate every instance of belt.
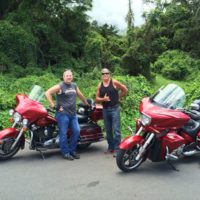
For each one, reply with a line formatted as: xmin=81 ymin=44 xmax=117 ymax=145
xmin=103 ymin=104 xmax=119 ymax=109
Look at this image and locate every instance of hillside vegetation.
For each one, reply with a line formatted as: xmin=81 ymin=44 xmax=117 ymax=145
xmin=0 ymin=0 xmax=200 ymax=136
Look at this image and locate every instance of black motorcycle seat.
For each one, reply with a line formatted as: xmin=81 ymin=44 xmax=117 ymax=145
xmin=181 ymin=119 xmax=200 ymax=138
xmin=188 ymin=110 xmax=200 ymax=120
xmin=77 ymin=114 xmax=88 ymax=123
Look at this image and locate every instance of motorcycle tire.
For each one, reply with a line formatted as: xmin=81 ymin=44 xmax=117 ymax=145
xmin=0 ymin=137 xmax=21 ymax=160
xmin=116 ymin=145 xmax=145 ymax=172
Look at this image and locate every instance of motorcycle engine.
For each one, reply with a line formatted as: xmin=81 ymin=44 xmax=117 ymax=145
xmin=31 ymin=124 xmax=57 ymax=146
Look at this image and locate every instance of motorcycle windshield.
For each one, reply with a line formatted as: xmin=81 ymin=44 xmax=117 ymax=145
xmin=151 ymin=84 xmax=186 ymax=109
xmin=28 ymin=85 xmax=45 ymax=102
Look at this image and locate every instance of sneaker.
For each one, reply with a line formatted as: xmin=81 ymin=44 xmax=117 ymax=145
xmin=63 ymin=154 xmax=74 ymax=161
xmin=71 ymin=152 xmax=80 ymax=159
xmin=104 ymin=149 xmax=115 ymax=154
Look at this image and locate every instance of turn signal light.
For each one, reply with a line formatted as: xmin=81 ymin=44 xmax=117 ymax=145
xmin=9 ymin=118 xmax=14 ymax=123
xmin=22 ymin=127 xmax=28 ymax=131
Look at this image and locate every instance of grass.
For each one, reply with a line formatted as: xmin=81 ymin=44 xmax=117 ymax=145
xmin=153 ymin=74 xmax=185 ymax=90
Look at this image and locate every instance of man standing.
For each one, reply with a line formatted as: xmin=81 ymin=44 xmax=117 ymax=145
xmin=45 ymin=69 xmax=89 ymax=160
xmin=96 ymin=68 xmax=128 ymax=156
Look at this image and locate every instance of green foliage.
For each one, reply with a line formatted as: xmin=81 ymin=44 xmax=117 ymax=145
xmin=0 ymin=52 xmax=11 ymax=73
xmin=84 ymin=31 xmax=105 ymax=68
xmin=143 ymin=0 xmax=200 ymax=59
xmin=184 ymin=74 xmax=200 ymax=106
xmin=122 ymin=38 xmax=152 ymax=79
xmin=111 ymin=75 xmax=153 ymax=137
xmin=0 ymin=0 xmax=93 ymax=74
xmin=0 ymin=20 xmax=37 ymax=69
xmin=152 ymin=50 xmax=199 ymax=80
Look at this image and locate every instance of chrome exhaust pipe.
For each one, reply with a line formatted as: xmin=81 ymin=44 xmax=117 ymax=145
xmin=183 ymin=150 xmax=200 ymax=156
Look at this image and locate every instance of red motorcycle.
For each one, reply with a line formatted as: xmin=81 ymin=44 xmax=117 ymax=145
xmin=116 ymin=84 xmax=200 ymax=172
xmin=0 ymin=85 xmax=103 ymax=160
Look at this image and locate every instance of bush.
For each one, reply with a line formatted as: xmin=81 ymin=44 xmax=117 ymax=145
xmin=152 ymin=50 xmax=199 ymax=80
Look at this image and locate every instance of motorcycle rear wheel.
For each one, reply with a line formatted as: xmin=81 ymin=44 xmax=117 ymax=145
xmin=0 ymin=137 xmax=21 ymax=160
xmin=116 ymin=145 xmax=145 ymax=172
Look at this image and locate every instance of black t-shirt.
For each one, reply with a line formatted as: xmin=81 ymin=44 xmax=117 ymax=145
xmin=99 ymin=79 xmax=119 ymax=108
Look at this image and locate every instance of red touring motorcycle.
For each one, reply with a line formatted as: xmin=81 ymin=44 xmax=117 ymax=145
xmin=0 ymin=85 xmax=103 ymax=160
xmin=116 ymin=83 xmax=200 ymax=172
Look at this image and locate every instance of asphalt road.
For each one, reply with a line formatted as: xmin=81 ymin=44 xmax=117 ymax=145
xmin=1 ymin=140 xmax=200 ymax=200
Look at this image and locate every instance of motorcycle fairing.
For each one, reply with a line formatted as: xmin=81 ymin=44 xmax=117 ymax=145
xmin=140 ymin=97 xmax=190 ymax=130
xmin=15 ymin=95 xmax=48 ymax=123
xmin=119 ymin=135 xmax=144 ymax=150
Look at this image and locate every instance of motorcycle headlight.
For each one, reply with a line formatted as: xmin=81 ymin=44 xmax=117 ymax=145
xmin=140 ymin=113 xmax=151 ymax=126
xmin=13 ymin=112 xmax=22 ymax=123
xmin=22 ymin=119 xmax=29 ymax=126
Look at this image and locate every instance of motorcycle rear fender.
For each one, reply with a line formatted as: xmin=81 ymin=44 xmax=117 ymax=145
xmin=119 ymin=135 xmax=144 ymax=150
xmin=0 ymin=128 xmax=25 ymax=148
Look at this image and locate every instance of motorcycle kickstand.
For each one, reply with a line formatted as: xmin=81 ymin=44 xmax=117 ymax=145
xmin=36 ymin=148 xmax=46 ymax=160
xmin=167 ymin=160 xmax=179 ymax=171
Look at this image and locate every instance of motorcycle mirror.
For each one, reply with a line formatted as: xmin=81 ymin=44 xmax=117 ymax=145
xmin=191 ymin=103 xmax=200 ymax=111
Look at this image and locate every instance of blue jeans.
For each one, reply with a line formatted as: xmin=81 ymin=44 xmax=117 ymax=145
xmin=103 ymin=106 xmax=121 ymax=150
xmin=55 ymin=112 xmax=80 ymax=155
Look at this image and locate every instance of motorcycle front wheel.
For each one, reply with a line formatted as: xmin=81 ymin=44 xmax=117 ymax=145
xmin=116 ymin=145 xmax=145 ymax=172
xmin=0 ymin=137 xmax=21 ymax=160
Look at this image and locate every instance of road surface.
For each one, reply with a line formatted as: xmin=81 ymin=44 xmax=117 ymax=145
xmin=0 ymin=141 xmax=200 ymax=200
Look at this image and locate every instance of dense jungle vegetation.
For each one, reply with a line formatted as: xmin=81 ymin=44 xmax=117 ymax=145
xmin=0 ymin=0 xmax=200 ymax=136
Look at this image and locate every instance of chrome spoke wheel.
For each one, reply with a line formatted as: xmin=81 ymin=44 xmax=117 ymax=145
xmin=116 ymin=145 xmax=145 ymax=172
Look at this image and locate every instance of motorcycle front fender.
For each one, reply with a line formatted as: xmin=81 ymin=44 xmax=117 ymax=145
xmin=0 ymin=128 xmax=19 ymax=139
xmin=0 ymin=128 xmax=25 ymax=148
xmin=119 ymin=135 xmax=144 ymax=150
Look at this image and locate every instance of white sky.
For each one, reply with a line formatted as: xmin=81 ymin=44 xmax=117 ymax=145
xmin=88 ymin=0 xmax=153 ymax=31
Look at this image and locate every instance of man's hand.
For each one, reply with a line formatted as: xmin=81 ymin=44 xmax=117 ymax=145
xmin=50 ymin=104 xmax=56 ymax=110
xmin=103 ymin=93 xmax=110 ymax=102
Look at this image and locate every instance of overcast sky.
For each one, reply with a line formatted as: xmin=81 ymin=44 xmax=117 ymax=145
xmin=88 ymin=0 xmax=153 ymax=31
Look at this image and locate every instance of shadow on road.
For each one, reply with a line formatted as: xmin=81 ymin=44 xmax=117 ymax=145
xmin=115 ymin=155 xmax=200 ymax=177
xmin=0 ymin=142 xmax=104 ymax=164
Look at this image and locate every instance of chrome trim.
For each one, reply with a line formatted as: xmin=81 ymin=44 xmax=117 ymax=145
xmin=135 ymin=133 xmax=155 ymax=161
xmin=135 ymin=126 xmax=143 ymax=136
xmin=10 ymin=128 xmax=24 ymax=150
xmin=29 ymin=131 xmax=34 ymax=149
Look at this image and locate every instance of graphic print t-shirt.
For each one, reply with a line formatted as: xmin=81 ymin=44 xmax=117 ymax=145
xmin=56 ymin=82 xmax=77 ymax=115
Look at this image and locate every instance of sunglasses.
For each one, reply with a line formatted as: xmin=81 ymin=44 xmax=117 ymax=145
xmin=102 ymin=73 xmax=110 ymax=75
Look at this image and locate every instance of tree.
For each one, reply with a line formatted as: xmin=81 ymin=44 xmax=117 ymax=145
xmin=0 ymin=0 xmax=93 ymax=72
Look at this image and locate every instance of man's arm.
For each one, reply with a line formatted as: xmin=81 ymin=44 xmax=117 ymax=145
xmin=76 ymin=87 xmax=90 ymax=106
xmin=113 ymin=80 xmax=128 ymax=100
xmin=45 ymin=85 xmax=60 ymax=108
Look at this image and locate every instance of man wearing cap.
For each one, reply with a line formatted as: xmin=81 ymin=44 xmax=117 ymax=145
xmin=96 ymin=68 xmax=128 ymax=156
